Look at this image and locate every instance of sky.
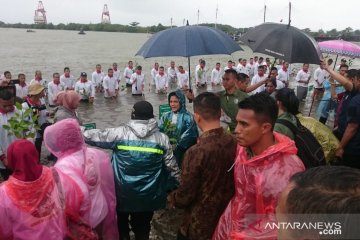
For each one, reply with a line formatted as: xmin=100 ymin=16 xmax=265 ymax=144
xmin=0 ymin=0 xmax=358 ymax=31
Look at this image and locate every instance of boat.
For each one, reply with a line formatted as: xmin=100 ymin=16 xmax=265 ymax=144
xmin=78 ymin=28 xmax=86 ymax=35
xmin=26 ymin=29 xmax=35 ymax=33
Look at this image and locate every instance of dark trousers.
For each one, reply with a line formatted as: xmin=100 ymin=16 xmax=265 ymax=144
xmin=117 ymin=211 xmax=154 ymax=240
xmin=35 ymin=137 xmax=42 ymax=161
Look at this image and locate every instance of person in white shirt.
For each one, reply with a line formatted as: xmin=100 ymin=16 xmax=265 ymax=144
xmin=246 ymin=58 xmax=255 ymax=79
xmin=313 ymin=61 xmax=328 ymax=99
xmin=253 ymin=56 xmax=259 ymax=64
xmin=123 ymin=61 xmax=134 ymax=87
xmin=335 ymin=58 xmax=346 ymax=72
xmin=211 ymin=63 xmax=222 ymax=86
xmin=167 ymin=61 xmax=179 ymax=84
xmin=150 ymin=62 xmax=159 ymax=86
xmin=112 ymin=62 xmax=121 ymax=84
xmin=253 ymin=57 xmax=264 ymax=75
xmin=91 ymin=64 xmax=105 ymax=93
xmin=129 ymin=66 xmax=145 ymax=96
xmin=224 ymin=60 xmax=235 ymax=72
xmin=103 ymin=68 xmax=119 ymax=99
xmin=48 ymin=73 xmax=66 ymax=107
xmin=177 ymin=66 xmax=189 ymax=90
xmin=250 ymin=65 xmax=268 ymax=94
xmin=263 ymin=62 xmax=270 ymax=76
xmin=75 ymin=72 xmax=95 ymax=103
xmin=295 ymin=63 xmax=311 ymax=101
xmin=60 ymin=67 xmax=76 ymax=90
xmin=30 ymin=70 xmax=48 ymax=87
xmin=0 ymin=71 xmax=11 ymax=86
xmin=278 ymin=61 xmax=290 ymax=87
xmin=0 ymin=89 xmax=19 ymax=180
xmin=195 ymin=60 xmax=207 ymax=88
xmin=275 ymin=59 xmax=284 ymax=71
xmin=155 ymin=66 xmax=168 ymax=94
xmin=237 ymin=58 xmax=247 ymax=75
xmin=15 ymin=73 xmax=28 ymax=100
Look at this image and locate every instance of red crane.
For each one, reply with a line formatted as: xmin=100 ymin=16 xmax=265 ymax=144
xmin=34 ymin=1 xmax=47 ymax=24
xmin=101 ymin=4 xmax=111 ymax=24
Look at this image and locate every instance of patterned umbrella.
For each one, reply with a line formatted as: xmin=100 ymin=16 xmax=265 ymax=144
xmin=318 ymin=40 xmax=360 ymax=58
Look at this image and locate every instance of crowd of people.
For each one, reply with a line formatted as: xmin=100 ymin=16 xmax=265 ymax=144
xmin=0 ymin=55 xmax=360 ymax=239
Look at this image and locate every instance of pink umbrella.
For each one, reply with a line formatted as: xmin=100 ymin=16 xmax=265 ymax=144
xmin=318 ymin=39 xmax=360 ymax=58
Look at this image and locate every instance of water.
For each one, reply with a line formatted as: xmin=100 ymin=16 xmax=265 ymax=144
xmin=1 ymin=28 xmax=359 ymax=128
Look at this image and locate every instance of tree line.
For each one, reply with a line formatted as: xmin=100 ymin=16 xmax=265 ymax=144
xmin=0 ymin=21 xmax=359 ymax=40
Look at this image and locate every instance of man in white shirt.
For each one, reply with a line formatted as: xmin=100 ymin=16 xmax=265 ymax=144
xmin=211 ymin=63 xmax=222 ymax=86
xmin=295 ymin=63 xmax=311 ymax=101
xmin=313 ymin=61 xmax=328 ymax=99
xmin=15 ymin=73 xmax=28 ymax=100
xmin=112 ymin=62 xmax=121 ymax=84
xmin=150 ymin=62 xmax=159 ymax=86
xmin=268 ymin=67 xmax=285 ymax=90
xmin=92 ymin=64 xmax=105 ymax=93
xmin=129 ymin=66 xmax=145 ymax=96
xmin=195 ymin=60 xmax=207 ymax=88
xmin=48 ymin=72 xmax=66 ymax=107
xmin=253 ymin=57 xmax=264 ymax=75
xmin=278 ymin=61 xmax=290 ymax=87
xmin=75 ymin=72 xmax=95 ymax=103
xmin=335 ymin=58 xmax=346 ymax=72
xmin=0 ymin=89 xmax=18 ymax=180
xmin=237 ymin=58 xmax=248 ymax=75
xmin=224 ymin=60 xmax=235 ymax=72
xmin=0 ymin=71 xmax=11 ymax=86
xmin=250 ymin=65 xmax=268 ymax=94
xmin=103 ymin=68 xmax=119 ymax=99
xmin=275 ymin=59 xmax=284 ymax=71
xmin=30 ymin=70 xmax=48 ymax=87
xmin=123 ymin=61 xmax=134 ymax=88
xmin=155 ymin=66 xmax=168 ymax=94
xmin=167 ymin=61 xmax=179 ymax=84
xmin=246 ymin=58 xmax=255 ymax=79
xmin=177 ymin=66 xmax=189 ymax=90
xmin=60 ymin=67 xmax=76 ymax=90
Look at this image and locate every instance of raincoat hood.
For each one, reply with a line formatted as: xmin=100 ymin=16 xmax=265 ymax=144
xmin=44 ymin=118 xmax=84 ymax=158
xmin=168 ymin=90 xmax=186 ymax=113
xmin=7 ymin=139 xmax=42 ymax=182
xmin=127 ymin=118 xmax=158 ymax=138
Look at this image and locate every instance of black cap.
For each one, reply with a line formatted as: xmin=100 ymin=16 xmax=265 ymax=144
xmin=80 ymin=72 xmax=87 ymax=77
xmin=132 ymin=101 xmax=154 ymax=120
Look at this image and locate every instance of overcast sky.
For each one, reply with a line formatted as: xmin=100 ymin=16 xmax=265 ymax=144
xmin=0 ymin=0 xmax=358 ymax=31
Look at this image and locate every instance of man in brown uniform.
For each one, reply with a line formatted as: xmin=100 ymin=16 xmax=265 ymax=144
xmin=168 ymin=92 xmax=237 ymax=240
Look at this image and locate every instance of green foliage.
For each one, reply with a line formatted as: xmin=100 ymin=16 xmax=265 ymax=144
xmin=1 ymin=21 xmax=359 ymax=40
xmin=162 ymin=118 xmax=179 ymax=145
xmin=3 ymin=103 xmax=40 ymax=139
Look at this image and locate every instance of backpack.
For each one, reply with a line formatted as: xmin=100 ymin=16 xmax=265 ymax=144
xmin=276 ymin=117 xmax=326 ymax=168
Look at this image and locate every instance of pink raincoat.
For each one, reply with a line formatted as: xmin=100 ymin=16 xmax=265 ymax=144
xmin=212 ymin=132 xmax=305 ymax=240
xmin=0 ymin=167 xmax=85 ymax=240
xmin=44 ymin=119 xmax=118 ymax=239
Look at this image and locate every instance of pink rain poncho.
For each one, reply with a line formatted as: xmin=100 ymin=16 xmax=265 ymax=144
xmin=44 ymin=119 xmax=118 ymax=239
xmin=212 ymin=132 xmax=305 ymax=240
xmin=0 ymin=140 xmax=85 ymax=240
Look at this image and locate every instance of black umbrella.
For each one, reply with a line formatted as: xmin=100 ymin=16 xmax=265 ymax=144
xmin=240 ymin=23 xmax=322 ymax=64
xmin=136 ymin=22 xmax=243 ymax=88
